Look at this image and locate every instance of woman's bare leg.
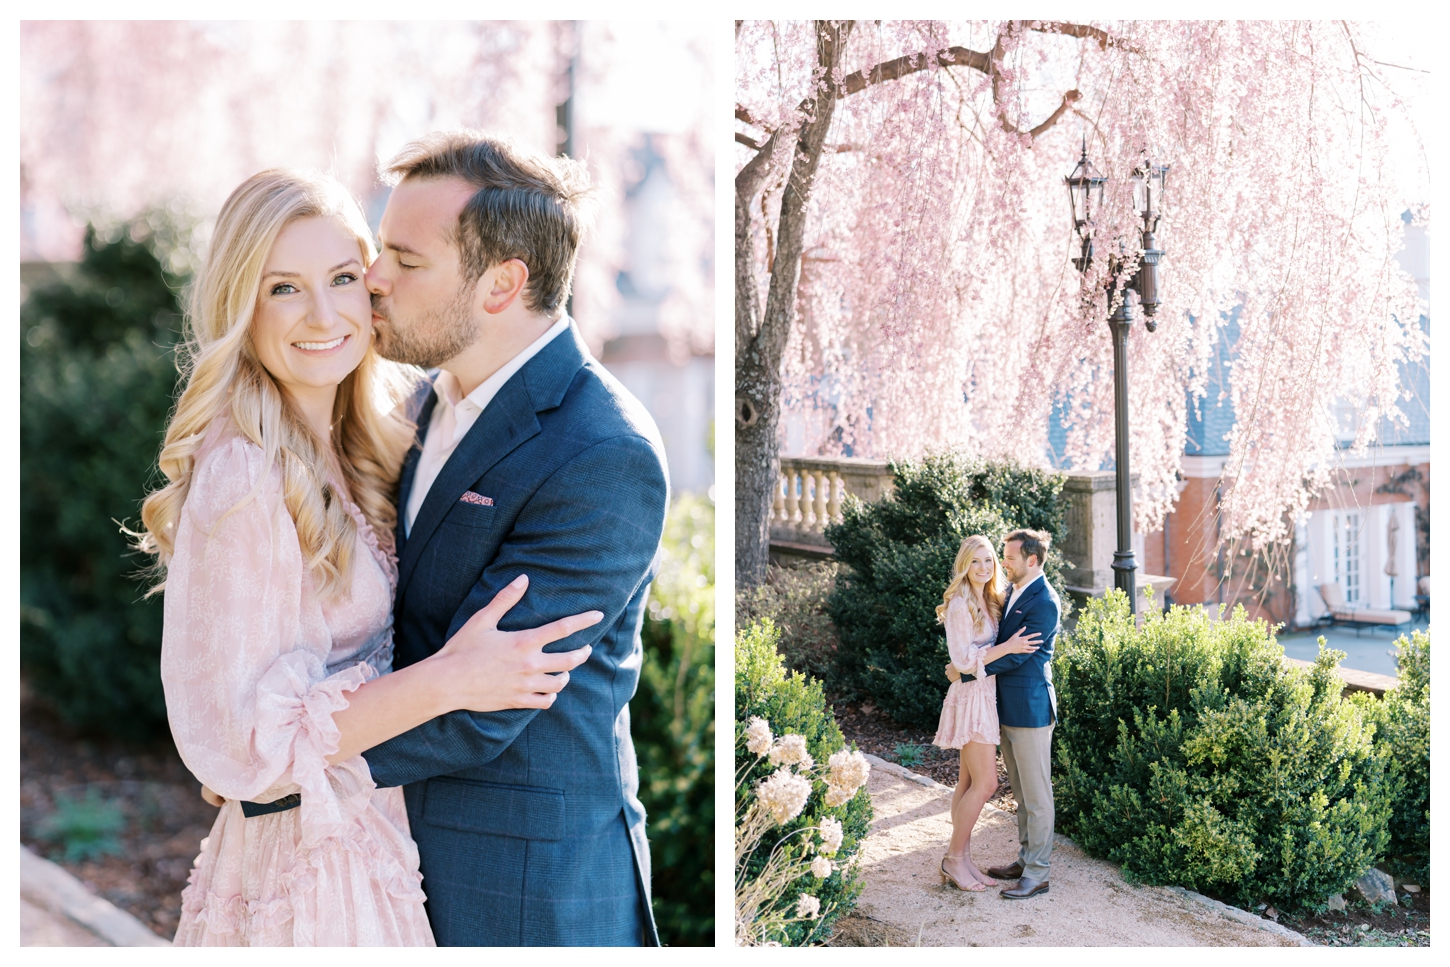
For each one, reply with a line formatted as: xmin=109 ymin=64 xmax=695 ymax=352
xmin=943 ymin=741 xmax=999 ymax=886
xmin=946 ymin=745 xmax=971 ymax=858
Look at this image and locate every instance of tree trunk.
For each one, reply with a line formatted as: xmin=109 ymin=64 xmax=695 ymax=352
xmin=735 ymin=20 xmax=852 ymax=588
xmin=731 ymin=21 xmax=1132 ymax=588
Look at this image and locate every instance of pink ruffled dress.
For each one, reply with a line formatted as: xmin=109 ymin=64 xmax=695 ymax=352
xmin=162 ymin=424 xmax=434 ymax=946
xmin=932 ymin=595 xmax=1000 ymax=749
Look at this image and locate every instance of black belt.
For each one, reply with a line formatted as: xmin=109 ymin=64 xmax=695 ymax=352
xmin=240 ymin=793 xmax=301 ymax=818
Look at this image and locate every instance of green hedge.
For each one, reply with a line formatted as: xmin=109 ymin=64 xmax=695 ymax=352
xmin=1368 ymin=630 xmax=1430 ymax=884
xmin=735 ymin=562 xmax=840 ymax=682
xmin=1054 ymin=594 xmax=1396 ymax=909
xmin=21 ymin=222 xmax=187 ymax=736
xmin=636 ymin=495 xmax=716 ymax=945
xmin=736 ymin=621 xmax=872 ymax=945
xmin=823 ymin=453 xmax=1068 ymax=727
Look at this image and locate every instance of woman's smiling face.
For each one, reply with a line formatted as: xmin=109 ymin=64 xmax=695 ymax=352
xmin=250 ymin=215 xmax=372 ymax=408
xmin=967 ymin=547 xmax=995 ymax=589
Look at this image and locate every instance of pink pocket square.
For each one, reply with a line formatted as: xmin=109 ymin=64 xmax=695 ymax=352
xmin=460 ymin=491 xmax=494 ymax=506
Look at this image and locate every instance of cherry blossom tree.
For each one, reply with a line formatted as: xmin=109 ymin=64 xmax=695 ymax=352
xmin=735 ymin=19 xmax=1427 ymax=586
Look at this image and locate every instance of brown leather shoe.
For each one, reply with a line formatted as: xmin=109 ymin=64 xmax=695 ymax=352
xmin=1000 ymin=877 xmax=1049 ymax=899
xmin=986 ymin=861 xmax=1024 ymax=880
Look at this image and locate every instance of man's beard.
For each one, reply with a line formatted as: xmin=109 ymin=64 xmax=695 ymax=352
xmin=371 ymin=285 xmax=478 ymax=369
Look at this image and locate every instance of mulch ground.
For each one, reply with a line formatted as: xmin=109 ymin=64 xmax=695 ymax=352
xmin=20 ymin=681 xmax=216 ymax=942
xmin=1277 ymin=891 xmax=1430 ymax=947
xmin=828 ymin=693 xmax=1429 ymax=948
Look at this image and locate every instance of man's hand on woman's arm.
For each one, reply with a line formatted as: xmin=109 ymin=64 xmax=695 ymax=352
xmin=362 ymin=435 xmax=668 ymax=789
xmin=327 ymin=574 xmax=598 ymax=765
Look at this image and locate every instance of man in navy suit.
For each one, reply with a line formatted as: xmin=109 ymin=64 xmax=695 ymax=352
xmin=359 ymin=131 xmax=668 ymax=945
xmin=952 ymin=528 xmax=1060 ymax=899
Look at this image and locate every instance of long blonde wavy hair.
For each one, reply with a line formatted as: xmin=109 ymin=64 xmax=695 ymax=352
xmin=935 ymin=535 xmax=1005 ymax=634
xmin=136 ymin=169 xmax=421 ymax=599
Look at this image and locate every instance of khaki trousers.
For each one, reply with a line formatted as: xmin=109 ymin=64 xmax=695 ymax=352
xmin=999 ymin=722 xmax=1055 ymax=881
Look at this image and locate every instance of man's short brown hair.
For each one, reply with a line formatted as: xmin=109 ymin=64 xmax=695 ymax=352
xmin=384 ymin=130 xmax=593 ymax=316
xmin=1004 ymin=528 xmax=1051 ymax=567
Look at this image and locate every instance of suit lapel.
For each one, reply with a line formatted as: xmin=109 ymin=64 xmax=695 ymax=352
xmin=998 ymin=577 xmax=1044 ymax=641
xmin=1012 ymin=576 xmax=1045 ymax=618
xmin=394 ymin=325 xmax=588 ymax=599
xmin=997 ymin=585 xmax=1016 ymax=642
xmin=394 ymin=380 xmax=438 ymax=555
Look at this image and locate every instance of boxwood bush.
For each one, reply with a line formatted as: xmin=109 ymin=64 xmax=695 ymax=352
xmin=736 ymin=620 xmax=872 ymax=945
xmin=636 ymin=495 xmax=716 ymax=945
xmin=1368 ymin=630 xmax=1430 ymax=884
xmin=1054 ymin=593 xmax=1396 ymax=909
xmin=823 ymin=453 xmax=1068 ymax=727
xmin=21 ymin=220 xmax=188 ymax=736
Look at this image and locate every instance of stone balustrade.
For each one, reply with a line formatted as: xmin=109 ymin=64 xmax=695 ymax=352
xmin=768 ymin=458 xmax=1174 ymax=615
xmin=769 ymin=457 xmax=894 ymax=554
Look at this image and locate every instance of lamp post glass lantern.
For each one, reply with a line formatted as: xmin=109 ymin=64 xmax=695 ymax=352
xmin=1067 ymin=146 xmax=1169 ymax=614
xmin=1065 ymin=137 xmax=1107 ymax=274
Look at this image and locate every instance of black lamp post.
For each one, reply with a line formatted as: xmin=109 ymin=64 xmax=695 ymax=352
xmin=1066 ymin=141 xmax=1169 ymax=614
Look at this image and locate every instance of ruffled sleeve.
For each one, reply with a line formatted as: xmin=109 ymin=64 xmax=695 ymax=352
xmin=160 ymin=433 xmax=374 ymax=846
xmin=946 ymin=596 xmax=990 ymax=680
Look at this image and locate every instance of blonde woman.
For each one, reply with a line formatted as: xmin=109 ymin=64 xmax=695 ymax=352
xmin=136 ymin=169 xmax=599 ymax=946
xmin=932 ymin=535 xmax=1040 ymax=891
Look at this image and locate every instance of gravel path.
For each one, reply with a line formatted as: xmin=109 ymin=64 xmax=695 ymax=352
xmin=21 ymin=894 xmax=110 ymax=947
xmin=847 ymin=756 xmax=1303 ymax=947
xmin=21 ymin=845 xmax=169 ymax=946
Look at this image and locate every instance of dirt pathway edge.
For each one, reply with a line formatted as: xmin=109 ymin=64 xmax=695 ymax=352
xmin=20 ymin=844 xmax=170 ymax=946
xmin=858 ymin=754 xmax=1312 ymax=947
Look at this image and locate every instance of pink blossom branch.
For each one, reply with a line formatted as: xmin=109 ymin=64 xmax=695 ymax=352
xmin=832 ymin=24 xmax=1092 ymax=140
xmin=736 ymin=105 xmax=769 ymax=130
xmin=840 ymin=45 xmax=991 ymax=94
xmin=1029 ymin=20 xmax=1140 ymax=54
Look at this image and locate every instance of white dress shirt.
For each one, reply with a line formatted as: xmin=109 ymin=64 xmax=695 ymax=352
xmin=1005 ymin=572 xmax=1044 ymax=616
xmin=404 ymin=316 xmax=572 ymax=536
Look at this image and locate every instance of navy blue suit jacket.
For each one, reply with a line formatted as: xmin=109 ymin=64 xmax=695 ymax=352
xmin=362 ymin=324 xmax=669 ymax=946
xmin=965 ymin=575 xmax=1060 ymax=729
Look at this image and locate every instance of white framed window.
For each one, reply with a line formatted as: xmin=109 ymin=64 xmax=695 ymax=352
xmin=1332 ymin=512 xmax=1362 ymax=604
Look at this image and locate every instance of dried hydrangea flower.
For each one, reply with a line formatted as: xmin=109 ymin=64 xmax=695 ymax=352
xmin=827 ymin=749 xmax=870 ymax=794
xmin=745 ymin=716 xmax=772 ymax=756
xmin=755 ymin=769 xmax=812 ymax=824
xmin=796 ymin=894 xmax=821 ymax=919
xmin=818 ymin=817 xmax=844 ymax=855
xmin=769 ymin=733 xmax=810 ymax=767
xmin=811 ymin=855 xmax=833 ymax=878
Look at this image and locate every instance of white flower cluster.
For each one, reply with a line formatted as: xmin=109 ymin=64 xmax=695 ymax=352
xmin=828 ymin=748 xmax=870 ymax=789
xmin=768 ymin=733 xmax=814 ymax=771
xmin=738 ymin=715 xmax=865 ymax=944
xmin=745 ymin=716 xmax=772 ymax=755
xmin=817 ymin=817 xmax=844 ymax=856
xmin=755 ymin=769 xmax=812 ymax=824
xmin=823 ymin=749 xmax=870 ymax=806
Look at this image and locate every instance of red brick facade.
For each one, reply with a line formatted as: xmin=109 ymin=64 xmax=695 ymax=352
xmin=1147 ymin=453 xmax=1430 ymax=629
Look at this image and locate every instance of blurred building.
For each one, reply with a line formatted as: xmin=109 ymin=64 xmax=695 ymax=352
xmin=598 ymin=136 xmax=714 ymax=496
